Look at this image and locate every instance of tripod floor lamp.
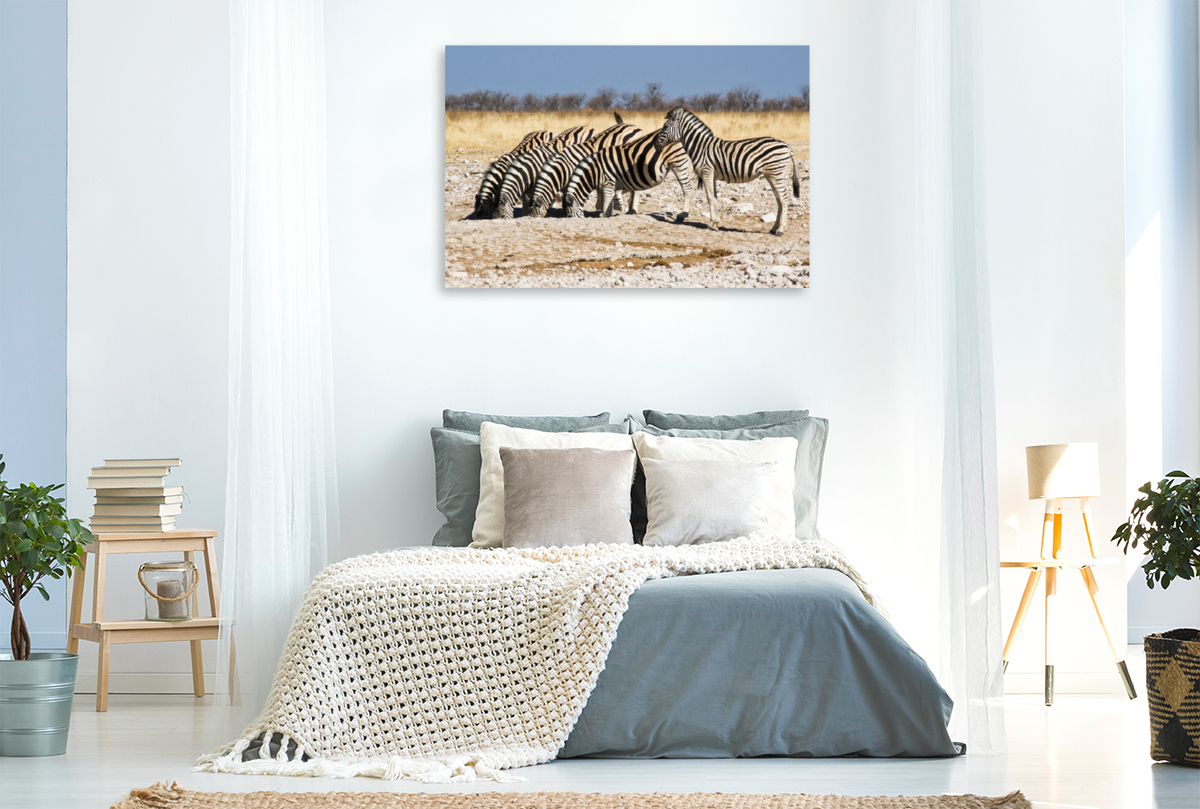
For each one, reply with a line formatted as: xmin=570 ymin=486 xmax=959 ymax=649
xmin=1001 ymin=442 xmax=1138 ymax=705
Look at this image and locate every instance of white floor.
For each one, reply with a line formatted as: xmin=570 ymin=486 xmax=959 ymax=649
xmin=2 ymin=646 xmax=1197 ymax=809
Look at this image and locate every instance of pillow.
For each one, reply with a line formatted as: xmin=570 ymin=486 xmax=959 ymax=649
xmin=641 ymin=417 xmax=829 ymax=540
xmin=631 ymin=432 xmax=798 ymax=541
xmin=642 ymin=408 xmax=810 ymax=430
xmin=443 ymin=409 xmax=611 ymax=433
xmin=501 ymin=447 xmax=636 ymax=548
xmin=641 ymin=458 xmax=776 ymax=546
xmin=431 ymin=421 xmax=630 ymax=547
xmin=471 ymin=422 xmax=636 ymax=548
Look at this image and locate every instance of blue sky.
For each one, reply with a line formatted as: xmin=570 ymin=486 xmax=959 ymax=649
xmin=445 ymin=46 xmax=809 ymax=101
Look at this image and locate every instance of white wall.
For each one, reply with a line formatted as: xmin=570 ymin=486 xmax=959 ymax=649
xmin=1123 ymin=0 xmax=1200 ymax=641
xmin=65 ymin=0 xmax=1134 ymax=693
xmin=66 ymin=0 xmax=230 ymax=688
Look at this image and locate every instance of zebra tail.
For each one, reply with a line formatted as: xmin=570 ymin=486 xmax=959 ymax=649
xmin=791 ymin=153 xmax=800 ymax=198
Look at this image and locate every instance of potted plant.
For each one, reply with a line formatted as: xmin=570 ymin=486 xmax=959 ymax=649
xmin=1112 ymin=470 xmax=1200 ymax=767
xmin=0 ymin=453 xmax=93 ymax=756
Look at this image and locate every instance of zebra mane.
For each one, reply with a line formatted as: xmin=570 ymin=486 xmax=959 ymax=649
xmin=667 ymin=107 xmax=712 ymax=137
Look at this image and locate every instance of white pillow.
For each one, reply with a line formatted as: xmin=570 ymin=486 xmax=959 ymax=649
xmin=641 ymin=458 xmax=777 ymax=546
xmin=470 ymin=422 xmax=635 ymax=549
xmin=632 ymin=431 xmax=798 ymax=541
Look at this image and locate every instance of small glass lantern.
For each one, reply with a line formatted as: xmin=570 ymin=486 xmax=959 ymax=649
xmin=138 ymin=561 xmax=198 ymax=621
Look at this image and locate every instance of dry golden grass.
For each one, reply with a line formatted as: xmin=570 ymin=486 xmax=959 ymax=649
xmin=445 ymin=110 xmax=809 ymax=154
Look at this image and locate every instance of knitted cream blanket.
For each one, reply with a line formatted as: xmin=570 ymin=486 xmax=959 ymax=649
xmin=196 ymin=536 xmax=878 ymax=783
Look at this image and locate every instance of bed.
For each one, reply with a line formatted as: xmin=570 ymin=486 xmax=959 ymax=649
xmin=199 ymin=408 xmax=961 ymax=781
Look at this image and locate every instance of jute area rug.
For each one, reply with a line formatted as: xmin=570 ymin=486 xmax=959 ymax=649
xmin=111 ymin=782 xmax=1031 ymax=809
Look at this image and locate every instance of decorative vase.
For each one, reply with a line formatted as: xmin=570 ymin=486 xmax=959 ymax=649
xmin=0 ymin=652 xmax=79 ymax=756
xmin=1145 ymin=629 xmax=1200 ymax=766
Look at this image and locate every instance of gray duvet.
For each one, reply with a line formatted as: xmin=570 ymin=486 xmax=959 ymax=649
xmin=559 ymin=567 xmax=960 ymax=759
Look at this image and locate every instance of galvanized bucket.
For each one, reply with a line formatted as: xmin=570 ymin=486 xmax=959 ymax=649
xmin=0 ymin=652 xmax=79 ymax=756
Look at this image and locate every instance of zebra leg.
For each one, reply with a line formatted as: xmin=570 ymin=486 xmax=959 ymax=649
xmin=626 ymin=189 xmax=638 ymax=215
xmin=701 ymin=168 xmax=719 ymax=229
xmin=766 ymin=171 xmax=788 ymax=236
xmin=671 ymin=166 xmax=693 ymax=223
xmin=602 ymin=179 xmax=618 ymax=217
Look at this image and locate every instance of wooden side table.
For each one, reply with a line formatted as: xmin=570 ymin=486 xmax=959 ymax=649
xmin=67 ymin=530 xmax=234 ymax=711
xmin=1001 ymin=556 xmax=1136 ymax=706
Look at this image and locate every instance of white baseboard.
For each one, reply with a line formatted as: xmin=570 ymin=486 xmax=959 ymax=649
xmin=1004 ymin=671 xmax=1127 ymax=695
xmin=73 ymin=671 xmax=218 ymax=695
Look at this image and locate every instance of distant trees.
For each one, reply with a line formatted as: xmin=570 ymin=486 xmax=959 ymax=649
xmin=446 ymin=82 xmax=810 ymax=113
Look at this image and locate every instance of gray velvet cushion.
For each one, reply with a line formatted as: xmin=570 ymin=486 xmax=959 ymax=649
xmin=641 ymin=458 xmax=777 ymax=547
xmin=442 ymin=409 xmax=611 ymax=433
xmin=500 ymin=447 xmax=637 ymax=548
xmin=641 ymin=417 xmax=829 ymax=540
xmin=431 ymin=421 xmax=629 ymax=547
xmin=642 ymin=409 xmax=810 ymax=431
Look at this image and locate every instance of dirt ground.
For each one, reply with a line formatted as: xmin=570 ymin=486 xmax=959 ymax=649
xmin=444 ymin=145 xmax=810 ymax=289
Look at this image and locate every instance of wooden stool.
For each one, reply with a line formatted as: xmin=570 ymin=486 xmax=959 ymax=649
xmin=67 ymin=530 xmax=234 ymax=711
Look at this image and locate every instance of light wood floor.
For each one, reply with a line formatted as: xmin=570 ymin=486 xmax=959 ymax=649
xmin=2 ymin=646 xmax=1196 ymax=809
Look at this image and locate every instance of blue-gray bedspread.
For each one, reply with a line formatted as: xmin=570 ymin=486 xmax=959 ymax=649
xmin=559 ymin=567 xmax=960 ymax=759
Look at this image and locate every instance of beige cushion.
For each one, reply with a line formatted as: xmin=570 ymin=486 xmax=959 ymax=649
xmin=500 ymin=447 xmax=637 ymax=549
xmin=632 ymin=431 xmax=798 ymax=540
xmin=471 ymin=422 xmax=635 ymax=549
xmin=641 ymin=458 xmax=777 ymax=546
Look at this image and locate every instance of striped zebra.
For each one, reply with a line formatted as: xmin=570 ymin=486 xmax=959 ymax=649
xmin=492 ymin=125 xmax=598 ymax=219
xmin=655 ymin=107 xmax=800 ymax=235
xmin=472 ymin=129 xmax=553 ymax=218
xmin=562 ymin=129 xmax=695 ymax=220
xmin=527 ymin=120 xmax=643 ymax=218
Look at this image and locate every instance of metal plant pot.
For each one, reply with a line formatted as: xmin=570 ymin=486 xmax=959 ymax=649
xmin=0 ymin=652 xmax=79 ymax=756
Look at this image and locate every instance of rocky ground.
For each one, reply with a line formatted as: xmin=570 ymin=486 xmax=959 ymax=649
xmin=444 ymin=146 xmax=810 ymax=289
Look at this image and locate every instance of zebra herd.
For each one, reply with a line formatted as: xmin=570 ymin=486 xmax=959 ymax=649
xmin=470 ymin=108 xmax=801 ymax=236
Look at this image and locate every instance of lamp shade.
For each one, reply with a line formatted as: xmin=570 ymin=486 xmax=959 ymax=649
xmin=1026 ymin=443 xmax=1101 ymax=500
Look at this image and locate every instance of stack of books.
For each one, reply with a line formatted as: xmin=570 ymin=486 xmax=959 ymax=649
xmin=87 ymin=459 xmax=184 ymax=533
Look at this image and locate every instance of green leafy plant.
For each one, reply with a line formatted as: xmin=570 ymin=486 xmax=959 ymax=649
xmin=1112 ymin=470 xmax=1200 ymax=590
xmin=0 ymin=454 xmax=93 ymax=660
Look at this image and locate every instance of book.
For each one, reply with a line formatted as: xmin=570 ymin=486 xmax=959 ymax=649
xmin=90 ymin=524 xmax=176 ymax=533
xmin=90 ymin=466 xmax=174 ymax=478
xmin=93 ymin=503 xmax=182 ymax=517
xmin=91 ymin=486 xmax=184 ymax=498
xmin=90 ymin=516 xmax=176 ymax=526
xmin=94 ymin=495 xmax=184 ymax=506
xmin=103 ymin=459 xmax=181 ymax=468
xmin=88 ymin=476 xmax=169 ymax=489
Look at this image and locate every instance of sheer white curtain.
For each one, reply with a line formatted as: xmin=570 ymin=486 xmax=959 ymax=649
xmin=914 ymin=0 xmax=1006 ymax=754
xmin=216 ymin=0 xmax=339 ymax=720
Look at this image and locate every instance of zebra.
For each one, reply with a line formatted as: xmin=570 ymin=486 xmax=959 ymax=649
xmin=561 ymin=129 xmax=695 ymax=220
xmin=526 ymin=120 xmax=643 ymax=218
xmin=472 ymin=129 xmax=553 ymax=218
xmin=655 ymin=107 xmax=800 ymax=236
xmin=492 ymin=125 xmax=599 ymax=219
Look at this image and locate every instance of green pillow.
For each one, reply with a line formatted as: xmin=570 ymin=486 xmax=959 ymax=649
xmin=642 ymin=409 xmax=810 ymax=431
xmin=431 ymin=421 xmax=630 ymax=547
xmin=639 ymin=417 xmax=828 ymax=540
xmin=442 ymin=409 xmax=611 ymax=433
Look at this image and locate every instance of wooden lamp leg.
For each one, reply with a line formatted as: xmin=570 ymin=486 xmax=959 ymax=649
xmin=1045 ymin=565 xmax=1057 ymax=706
xmin=1003 ymin=568 xmax=1044 ymax=673
xmin=1079 ymin=566 xmax=1137 ymax=699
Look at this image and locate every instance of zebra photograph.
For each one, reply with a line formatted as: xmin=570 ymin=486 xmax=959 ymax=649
xmin=445 ymin=46 xmax=810 ymax=288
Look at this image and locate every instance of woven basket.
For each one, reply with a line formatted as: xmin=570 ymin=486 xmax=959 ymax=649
xmin=1145 ymin=629 xmax=1200 ymax=766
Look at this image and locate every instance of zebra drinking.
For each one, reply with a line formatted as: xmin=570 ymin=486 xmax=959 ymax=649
xmin=562 ymin=129 xmax=695 ymax=220
xmin=472 ymin=129 xmax=553 ymax=218
xmin=655 ymin=107 xmax=800 ymax=236
xmin=526 ymin=121 xmax=643 ymax=218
